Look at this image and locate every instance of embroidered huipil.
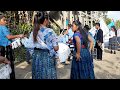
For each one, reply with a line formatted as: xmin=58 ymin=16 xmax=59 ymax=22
xmin=30 ymin=26 xmax=59 ymax=58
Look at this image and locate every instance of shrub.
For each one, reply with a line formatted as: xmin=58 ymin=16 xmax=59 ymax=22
xmin=10 ymin=23 xmax=33 ymax=63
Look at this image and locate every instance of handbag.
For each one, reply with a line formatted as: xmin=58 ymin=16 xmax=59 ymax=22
xmin=0 ymin=64 xmax=12 ymax=79
xmin=97 ymin=41 xmax=103 ymax=50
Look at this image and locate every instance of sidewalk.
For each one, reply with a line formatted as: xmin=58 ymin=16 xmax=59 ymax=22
xmin=94 ymin=49 xmax=120 ymax=79
xmin=15 ymin=49 xmax=120 ymax=79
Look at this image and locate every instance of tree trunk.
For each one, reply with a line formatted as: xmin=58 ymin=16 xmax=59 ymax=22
xmin=16 ymin=11 xmax=19 ymax=25
xmin=32 ymin=11 xmax=37 ymax=26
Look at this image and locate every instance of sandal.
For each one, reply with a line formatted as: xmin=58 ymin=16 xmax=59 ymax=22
xmin=57 ymin=63 xmax=64 ymax=68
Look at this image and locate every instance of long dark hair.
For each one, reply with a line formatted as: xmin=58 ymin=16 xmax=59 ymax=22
xmin=33 ymin=12 xmax=48 ymax=42
xmin=111 ymin=26 xmax=117 ymax=36
xmin=84 ymin=25 xmax=90 ymax=33
xmin=73 ymin=20 xmax=89 ymax=47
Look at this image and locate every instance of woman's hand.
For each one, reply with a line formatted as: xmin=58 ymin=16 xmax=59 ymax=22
xmin=76 ymin=53 xmax=81 ymax=61
xmin=90 ymin=49 xmax=93 ymax=55
xmin=0 ymin=56 xmax=11 ymax=64
xmin=92 ymin=47 xmax=94 ymax=52
xmin=3 ymin=58 xmax=11 ymax=64
xmin=18 ymin=34 xmax=24 ymax=38
xmin=88 ymin=34 xmax=94 ymax=53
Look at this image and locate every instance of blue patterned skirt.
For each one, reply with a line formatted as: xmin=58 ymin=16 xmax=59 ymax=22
xmin=70 ymin=48 xmax=95 ymax=79
xmin=32 ymin=49 xmax=57 ymax=79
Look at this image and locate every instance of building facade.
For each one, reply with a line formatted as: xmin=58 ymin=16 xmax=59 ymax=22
xmin=48 ymin=11 xmax=107 ymax=29
xmin=17 ymin=11 xmax=107 ymax=30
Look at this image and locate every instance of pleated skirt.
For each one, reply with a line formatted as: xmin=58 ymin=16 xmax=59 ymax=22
xmin=32 ymin=49 xmax=57 ymax=79
xmin=70 ymin=48 xmax=95 ymax=79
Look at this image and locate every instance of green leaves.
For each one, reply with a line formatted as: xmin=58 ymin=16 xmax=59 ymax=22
xmin=50 ymin=22 xmax=60 ymax=35
xmin=11 ymin=23 xmax=33 ymax=35
xmin=10 ymin=23 xmax=33 ymax=62
xmin=115 ymin=20 xmax=120 ymax=29
xmin=105 ymin=18 xmax=112 ymax=25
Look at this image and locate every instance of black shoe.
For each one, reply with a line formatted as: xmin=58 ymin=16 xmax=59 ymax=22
xmin=114 ymin=51 xmax=116 ymax=54
xmin=68 ymin=56 xmax=71 ymax=61
xmin=27 ymin=61 xmax=31 ymax=64
xmin=97 ymin=59 xmax=102 ymax=61
xmin=111 ymin=50 xmax=113 ymax=54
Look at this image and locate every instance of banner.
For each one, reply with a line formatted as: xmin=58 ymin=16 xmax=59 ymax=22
xmin=107 ymin=21 xmax=115 ymax=29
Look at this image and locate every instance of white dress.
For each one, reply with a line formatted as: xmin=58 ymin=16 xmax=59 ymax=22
xmin=58 ymin=43 xmax=71 ymax=62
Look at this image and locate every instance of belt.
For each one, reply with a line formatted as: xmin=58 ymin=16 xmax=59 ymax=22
xmin=81 ymin=45 xmax=86 ymax=48
xmin=34 ymin=48 xmax=49 ymax=52
xmin=0 ymin=46 xmax=4 ymax=48
xmin=0 ymin=45 xmax=11 ymax=48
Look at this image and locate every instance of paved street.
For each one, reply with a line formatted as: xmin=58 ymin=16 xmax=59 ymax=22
xmin=15 ymin=48 xmax=120 ymax=79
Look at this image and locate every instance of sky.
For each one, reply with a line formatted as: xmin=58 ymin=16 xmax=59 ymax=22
xmin=107 ymin=11 xmax=120 ymax=21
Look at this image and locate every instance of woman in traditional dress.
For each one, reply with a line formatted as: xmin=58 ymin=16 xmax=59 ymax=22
xmin=70 ymin=20 xmax=95 ymax=79
xmin=109 ymin=26 xmax=117 ymax=54
xmin=31 ymin=12 xmax=59 ymax=79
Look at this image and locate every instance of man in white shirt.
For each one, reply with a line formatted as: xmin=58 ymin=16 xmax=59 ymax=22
xmin=68 ymin=24 xmax=74 ymax=39
xmin=67 ymin=24 xmax=74 ymax=45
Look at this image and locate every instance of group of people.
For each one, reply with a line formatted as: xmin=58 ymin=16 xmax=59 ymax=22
xmin=58 ymin=24 xmax=74 ymax=65
xmin=0 ymin=11 xmax=104 ymax=79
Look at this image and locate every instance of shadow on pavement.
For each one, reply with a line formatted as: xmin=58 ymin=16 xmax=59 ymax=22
xmin=104 ymin=49 xmax=111 ymax=54
xmin=15 ymin=61 xmax=31 ymax=79
xmin=95 ymin=71 xmax=120 ymax=79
